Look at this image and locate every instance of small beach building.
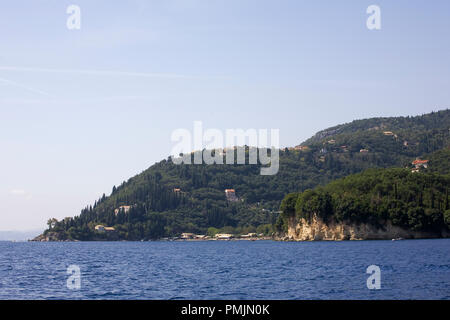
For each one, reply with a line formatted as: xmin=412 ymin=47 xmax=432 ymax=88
xmin=215 ymin=234 xmax=233 ymax=240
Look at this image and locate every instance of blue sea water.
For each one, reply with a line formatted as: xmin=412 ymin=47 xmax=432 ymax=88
xmin=0 ymin=239 xmax=448 ymax=300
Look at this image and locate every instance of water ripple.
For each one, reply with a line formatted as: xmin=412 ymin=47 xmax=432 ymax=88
xmin=0 ymin=239 xmax=448 ymax=300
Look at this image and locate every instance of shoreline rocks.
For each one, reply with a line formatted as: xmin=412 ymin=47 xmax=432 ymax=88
xmin=283 ymin=215 xmax=449 ymax=241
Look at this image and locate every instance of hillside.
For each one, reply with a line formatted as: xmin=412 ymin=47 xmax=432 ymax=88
xmin=424 ymin=147 xmax=450 ymax=175
xmin=278 ymin=168 xmax=450 ymax=240
xmin=38 ymin=110 xmax=450 ymax=241
xmin=303 ymin=109 xmax=449 ymax=148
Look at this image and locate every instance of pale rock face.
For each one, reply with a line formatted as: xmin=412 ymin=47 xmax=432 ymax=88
xmin=286 ymin=215 xmax=448 ymax=241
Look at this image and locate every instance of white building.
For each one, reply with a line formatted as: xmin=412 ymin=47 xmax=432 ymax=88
xmin=215 ymin=233 xmax=233 ymax=240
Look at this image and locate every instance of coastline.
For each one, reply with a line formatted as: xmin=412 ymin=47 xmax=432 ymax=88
xmin=29 ymin=233 xmax=450 ymax=242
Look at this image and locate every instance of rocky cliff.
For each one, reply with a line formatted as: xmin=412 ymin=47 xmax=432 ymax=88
xmin=284 ymin=215 xmax=449 ymax=241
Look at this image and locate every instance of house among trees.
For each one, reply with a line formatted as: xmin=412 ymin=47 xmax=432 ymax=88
xmin=225 ymin=189 xmax=239 ymax=202
xmin=173 ymin=188 xmax=181 ymax=193
xmin=114 ymin=205 xmax=132 ymax=215
xmin=95 ymin=225 xmax=115 ymax=232
xmin=291 ymin=145 xmax=309 ymax=151
xmin=95 ymin=225 xmax=105 ymax=232
xmin=383 ymin=131 xmax=394 ymax=136
xmin=360 ymin=148 xmax=369 ymax=153
xmin=181 ymin=233 xmax=195 ymax=239
xmin=412 ymin=159 xmax=429 ymax=169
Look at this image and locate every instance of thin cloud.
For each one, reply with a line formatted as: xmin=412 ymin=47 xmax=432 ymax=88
xmin=0 ymin=77 xmax=53 ymax=97
xmin=10 ymin=189 xmax=32 ymax=200
xmin=10 ymin=189 xmax=27 ymax=196
xmin=0 ymin=66 xmax=196 ymax=80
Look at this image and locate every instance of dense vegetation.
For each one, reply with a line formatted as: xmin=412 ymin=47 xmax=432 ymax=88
xmin=424 ymin=148 xmax=450 ymax=175
xmin=278 ymin=168 xmax=450 ymax=234
xmin=42 ymin=110 xmax=450 ymax=240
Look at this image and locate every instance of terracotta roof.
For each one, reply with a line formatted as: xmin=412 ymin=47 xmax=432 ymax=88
xmin=412 ymin=160 xmax=429 ymax=165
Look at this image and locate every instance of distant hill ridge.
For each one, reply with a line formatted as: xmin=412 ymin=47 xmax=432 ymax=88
xmin=303 ymin=109 xmax=449 ymax=146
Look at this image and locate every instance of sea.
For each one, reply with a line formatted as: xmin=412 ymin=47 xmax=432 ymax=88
xmin=0 ymin=239 xmax=448 ymax=300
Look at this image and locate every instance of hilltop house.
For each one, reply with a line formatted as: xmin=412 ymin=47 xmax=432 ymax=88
xmin=360 ymin=149 xmax=369 ymax=153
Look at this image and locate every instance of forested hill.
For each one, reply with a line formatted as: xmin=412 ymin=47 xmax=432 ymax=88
xmin=278 ymin=168 xmax=450 ymax=236
xmin=303 ymin=109 xmax=449 ymax=149
xmin=424 ymin=148 xmax=450 ymax=175
xmin=39 ymin=110 xmax=450 ymax=241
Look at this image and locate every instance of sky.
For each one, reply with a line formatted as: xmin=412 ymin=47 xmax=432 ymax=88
xmin=0 ymin=0 xmax=449 ymax=231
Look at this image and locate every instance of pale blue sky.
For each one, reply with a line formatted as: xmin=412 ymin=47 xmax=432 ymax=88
xmin=1 ymin=0 xmax=449 ymax=230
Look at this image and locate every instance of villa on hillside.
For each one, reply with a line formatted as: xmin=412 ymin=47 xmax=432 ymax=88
xmin=225 ymin=189 xmax=239 ymax=202
xmin=114 ymin=205 xmax=132 ymax=215
xmin=95 ymin=225 xmax=105 ymax=232
xmin=95 ymin=225 xmax=115 ymax=232
xmin=289 ymin=145 xmax=309 ymax=151
xmin=360 ymin=148 xmax=369 ymax=153
xmin=412 ymin=159 xmax=429 ymax=169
